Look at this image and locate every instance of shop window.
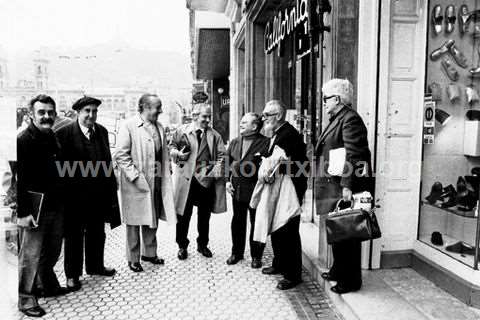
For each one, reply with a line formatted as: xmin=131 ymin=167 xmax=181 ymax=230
xmin=419 ymin=1 xmax=480 ymax=269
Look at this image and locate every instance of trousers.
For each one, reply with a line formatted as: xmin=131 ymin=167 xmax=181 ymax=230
xmin=126 ymin=225 xmax=157 ymax=263
xmin=271 ymin=215 xmax=302 ymax=282
xmin=330 ymin=240 xmax=362 ymax=289
xmin=231 ymin=200 xmax=265 ymax=259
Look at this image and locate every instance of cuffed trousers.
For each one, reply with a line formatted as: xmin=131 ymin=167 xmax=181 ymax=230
xmin=126 ymin=225 xmax=157 ymax=263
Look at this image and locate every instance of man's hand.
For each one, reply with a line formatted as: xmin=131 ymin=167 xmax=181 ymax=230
xmin=342 ymin=187 xmax=352 ymax=202
xmin=133 ymin=175 xmax=150 ymax=193
xmin=226 ymin=182 xmax=235 ymax=195
xmin=17 ymin=215 xmax=38 ymax=229
xmin=177 ymin=147 xmax=191 ymax=162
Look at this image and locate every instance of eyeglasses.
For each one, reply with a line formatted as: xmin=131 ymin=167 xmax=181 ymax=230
xmin=261 ymin=112 xmax=279 ymax=119
xmin=322 ymin=95 xmax=338 ymax=103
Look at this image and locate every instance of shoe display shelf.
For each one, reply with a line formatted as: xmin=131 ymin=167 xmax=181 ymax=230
xmin=421 ymin=200 xmax=477 ymax=218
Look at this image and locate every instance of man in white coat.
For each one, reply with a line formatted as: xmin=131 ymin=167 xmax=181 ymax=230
xmin=114 ymin=94 xmax=176 ymax=272
xmin=170 ymin=104 xmax=227 ymax=260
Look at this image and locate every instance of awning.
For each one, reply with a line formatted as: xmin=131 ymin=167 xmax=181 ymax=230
xmin=195 ymin=28 xmax=230 ymax=80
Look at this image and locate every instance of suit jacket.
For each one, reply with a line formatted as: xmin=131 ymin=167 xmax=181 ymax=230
xmin=314 ymin=106 xmax=372 ymax=215
xmin=227 ymin=133 xmax=269 ymax=204
xmin=170 ymin=123 xmax=227 ymax=215
xmin=17 ymin=123 xmax=62 ymax=218
xmin=268 ymin=121 xmax=308 ymax=203
xmin=56 ymin=121 xmax=121 ymax=228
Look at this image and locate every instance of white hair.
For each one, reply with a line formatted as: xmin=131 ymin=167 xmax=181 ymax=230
xmin=264 ymin=100 xmax=286 ymax=120
xmin=322 ymin=78 xmax=354 ymax=106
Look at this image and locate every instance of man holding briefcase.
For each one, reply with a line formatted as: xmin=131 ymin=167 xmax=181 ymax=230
xmin=314 ymin=79 xmax=372 ymax=294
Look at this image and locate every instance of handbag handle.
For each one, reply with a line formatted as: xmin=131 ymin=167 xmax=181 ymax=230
xmin=335 ymin=198 xmax=354 ymax=213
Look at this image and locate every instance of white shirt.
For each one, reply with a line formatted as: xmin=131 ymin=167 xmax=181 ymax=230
xmin=79 ymin=122 xmax=95 ymax=140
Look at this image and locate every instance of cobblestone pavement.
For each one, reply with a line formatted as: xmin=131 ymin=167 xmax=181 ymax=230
xmin=13 ymin=209 xmax=341 ymax=320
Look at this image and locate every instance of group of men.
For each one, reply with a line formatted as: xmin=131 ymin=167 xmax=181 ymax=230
xmin=16 ymin=93 xmax=309 ymax=317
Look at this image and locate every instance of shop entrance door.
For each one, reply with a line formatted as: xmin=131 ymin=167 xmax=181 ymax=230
xmin=376 ymin=0 xmax=427 ymax=254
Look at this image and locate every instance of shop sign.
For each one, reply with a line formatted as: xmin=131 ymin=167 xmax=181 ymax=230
xmin=423 ymin=96 xmax=435 ymax=144
xmin=192 ymin=91 xmax=209 ymax=103
xmin=264 ymin=0 xmax=309 ymax=54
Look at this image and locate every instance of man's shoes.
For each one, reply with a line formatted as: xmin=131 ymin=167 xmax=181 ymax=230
xmin=197 ymin=247 xmax=213 ymax=258
xmin=277 ymin=278 xmax=302 ymax=290
xmin=330 ymin=284 xmax=361 ymax=294
xmin=87 ymin=267 xmax=116 ymax=277
xmin=262 ymin=266 xmax=281 ymax=275
xmin=321 ymin=272 xmax=337 ymax=281
xmin=66 ymin=278 xmax=81 ymax=292
xmin=251 ymin=258 xmax=262 ymax=269
xmin=38 ymin=286 xmax=70 ymax=298
xmin=178 ymin=248 xmax=188 ymax=260
xmin=226 ymin=254 xmax=243 ymax=265
xmin=128 ymin=262 xmax=144 ymax=272
xmin=141 ymin=256 xmax=165 ymax=265
xmin=21 ymin=306 xmax=46 ymax=318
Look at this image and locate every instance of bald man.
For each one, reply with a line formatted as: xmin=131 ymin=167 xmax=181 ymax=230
xmin=170 ymin=104 xmax=227 ymax=260
xmin=260 ymin=100 xmax=308 ymax=290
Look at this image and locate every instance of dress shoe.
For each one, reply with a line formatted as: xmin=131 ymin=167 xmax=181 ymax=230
xmin=178 ymin=248 xmax=188 ymax=260
xmin=39 ymin=286 xmax=70 ymax=297
xmin=66 ymin=278 xmax=82 ymax=292
xmin=441 ymin=58 xmax=459 ymax=81
xmin=330 ymin=284 xmax=360 ymax=294
xmin=141 ymin=256 xmax=165 ymax=265
xmin=251 ymin=258 xmax=262 ymax=269
xmin=321 ymin=272 xmax=337 ymax=281
xmin=459 ymin=4 xmax=470 ymax=34
xmin=88 ymin=267 xmax=116 ymax=276
xmin=197 ymin=246 xmax=213 ymax=258
xmin=426 ymin=181 xmax=443 ymax=204
xmin=277 ymin=278 xmax=302 ymax=290
xmin=128 ymin=262 xmax=144 ymax=272
xmin=226 ymin=254 xmax=243 ymax=265
xmin=430 ymin=39 xmax=454 ymax=61
xmin=262 ymin=266 xmax=281 ymax=275
xmin=445 ymin=5 xmax=456 ymax=34
xmin=21 ymin=306 xmax=46 ymax=318
xmin=446 ymin=241 xmax=475 ymax=255
xmin=431 ymin=4 xmax=443 ymax=35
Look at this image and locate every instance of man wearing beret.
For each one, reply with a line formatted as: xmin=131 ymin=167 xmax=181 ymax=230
xmin=56 ymin=96 xmax=121 ymax=292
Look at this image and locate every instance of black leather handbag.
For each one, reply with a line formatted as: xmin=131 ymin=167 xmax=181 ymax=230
xmin=326 ymin=199 xmax=381 ymax=244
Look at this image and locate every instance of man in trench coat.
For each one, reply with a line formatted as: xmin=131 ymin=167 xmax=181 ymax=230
xmin=315 ymin=78 xmax=372 ymax=294
xmin=170 ymin=104 xmax=227 ymax=260
xmin=114 ymin=94 xmax=176 ymax=272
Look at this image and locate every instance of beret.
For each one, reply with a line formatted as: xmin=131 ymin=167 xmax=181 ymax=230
xmin=72 ymin=96 xmax=102 ymax=111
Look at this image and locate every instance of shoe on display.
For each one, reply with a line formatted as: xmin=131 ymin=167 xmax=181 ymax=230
xmin=458 ymin=4 xmax=470 ymax=35
xmin=456 ymin=176 xmax=477 ymax=211
xmin=430 ymin=39 xmax=454 ymax=61
xmin=472 ymin=25 xmax=480 ymax=39
xmin=426 ymin=181 xmax=443 ymax=204
xmin=431 ymin=4 xmax=443 ymax=35
xmin=466 ymin=110 xmax=480 ymax=121
xmin=441 ymin=58 xmax=459 ymax=81
xmin=464 ymin=175 xmax=480 ymax=198
xmin=445 ymin=5 xmax=456 ymax=33
xmin=447 ymin=83 xmax=460 ymax=102
xmin=466 ymin=86 xmax=479 ymax=104
xmin=445 ymin=241 xmax=475 ymax=255
xmin=431 ymin=231 xmax=444 ymax=246
xmin=449 ymin=44 xmax=468 ymax=68
xmin=428 ymin=82 xmax=442 ymax=101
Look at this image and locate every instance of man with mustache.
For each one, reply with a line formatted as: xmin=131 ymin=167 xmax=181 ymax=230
xmin=17 ymin=94 xmax=68 ymax=317
xmin=170 ymin=104 xmax=227 ymax=260
xmin=56 ymin=96 xmax=121 ymax=292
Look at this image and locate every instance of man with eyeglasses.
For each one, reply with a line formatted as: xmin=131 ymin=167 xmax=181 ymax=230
xmin=259 ymin=100 xmax=308 ymax=290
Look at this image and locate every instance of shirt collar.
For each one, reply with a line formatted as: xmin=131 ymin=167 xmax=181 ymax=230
xmin=329 ymin=105 xmax=347 ymax=122
xmin=78 ymin=121 xmax=94 ymax=137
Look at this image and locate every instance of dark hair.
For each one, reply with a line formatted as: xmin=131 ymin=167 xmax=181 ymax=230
xmin=29 ymin=94 xmax=56 ymax=112
xmin=138 ymin=93 xmax=161 ymax=112
xmin=245 ymin=112 xmax=263 ymax=132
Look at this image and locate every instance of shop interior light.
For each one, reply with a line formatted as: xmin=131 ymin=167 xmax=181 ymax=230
xmin=217 ymin=87 xmax=224 ymax=95
xmin=435 ymin=108 xmax=452 ymax=126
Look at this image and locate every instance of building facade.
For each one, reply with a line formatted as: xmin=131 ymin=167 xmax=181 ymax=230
xmin=189 ymin=0 xmax=480 ymax=307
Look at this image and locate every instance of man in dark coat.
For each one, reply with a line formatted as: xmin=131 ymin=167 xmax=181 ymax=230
xmin=56 ymin=96 xmax=121 ymax=292
xmin=226 ymin=113 xmax=269 ymax=268
xmin=260 ymin=100 xmax=308 ymax=290
xmin=17 ymin=95 xmax=68 ymax=317
xmin=315 ymin=78 xmax=372 ymax=294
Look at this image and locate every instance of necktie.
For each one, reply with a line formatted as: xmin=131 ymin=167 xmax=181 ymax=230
xmin=196 ymin=129 xmax=202 ymax=145
xmin=87 ymin=127 xmax=94 ymax=140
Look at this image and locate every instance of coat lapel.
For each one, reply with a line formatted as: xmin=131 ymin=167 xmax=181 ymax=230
xmin=317 ymin=107 xmax=348 ymax=145
xmin=206 ymin=128 xmax=214 ymax=157
xmin=241 ymin=134 xmax=263 ymax=161
xmin=72 ymin=121 xmax=87 ymax=157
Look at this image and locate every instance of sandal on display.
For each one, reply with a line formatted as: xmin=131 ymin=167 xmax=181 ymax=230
xmin=430 ymin=39 xmax=454 ymax=61
xmin=441 ymin=58 xmax=459 ymax=81
xmin=445 ymin=5 xmax=456 ymax=34
xmin=431 ymin=5 xmax=443 ymax=35
xmin=449 ymin=44 xmax=468 ymax=68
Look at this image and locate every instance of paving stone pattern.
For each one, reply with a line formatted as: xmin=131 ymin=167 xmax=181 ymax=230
xmin=14 ymin=210 xmax=341 ymax=320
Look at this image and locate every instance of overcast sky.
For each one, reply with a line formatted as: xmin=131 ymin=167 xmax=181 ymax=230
xmin=0 ymin=0 xmax=191 ymax=55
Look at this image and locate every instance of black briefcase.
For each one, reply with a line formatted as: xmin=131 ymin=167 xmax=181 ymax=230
xmin=326 ymin=199 xmax=381 ymax=244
